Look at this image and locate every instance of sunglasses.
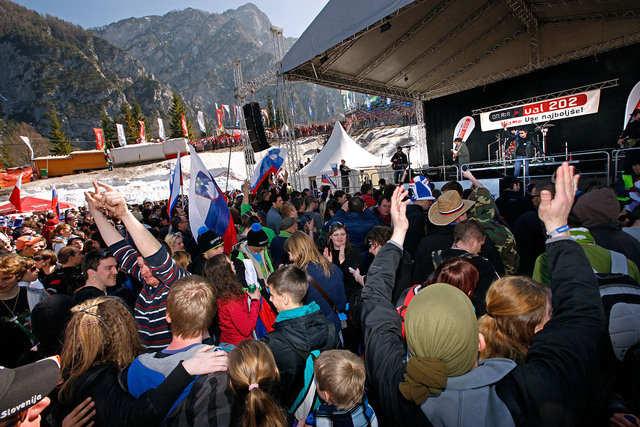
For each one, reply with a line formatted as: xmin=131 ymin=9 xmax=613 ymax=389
xmin=28 ymin=266 xmax=38 ymax=272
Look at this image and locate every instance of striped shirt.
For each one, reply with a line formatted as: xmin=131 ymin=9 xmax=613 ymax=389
xmin=110 ymin=240 xmax=188 ymax=351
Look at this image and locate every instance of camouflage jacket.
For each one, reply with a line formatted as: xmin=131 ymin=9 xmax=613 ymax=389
xmin=468 ymin=187 xmax=519 ymax=275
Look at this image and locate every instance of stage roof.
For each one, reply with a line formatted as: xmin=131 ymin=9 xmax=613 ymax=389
xmin=281 ymin=0 xmax=640 ymax=102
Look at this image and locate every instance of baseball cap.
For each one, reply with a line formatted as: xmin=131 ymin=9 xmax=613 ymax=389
xmin=0 ymin=356 xmax=61 ymax=420
xmin=280 ymin=217 xmax=296 ymax=231
xmin=15 ymin=235 xmax=42 ymax=251
xmin=410 ymin=176 xmax=435 ymax=201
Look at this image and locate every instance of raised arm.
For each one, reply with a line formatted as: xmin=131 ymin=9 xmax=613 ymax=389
xmin=462 ymin=168 xmax=483 ymax=189
xmin=84 ymin=183 xmax=125 ymax=246
xmin=96 ymin=182 xmax=162 ymax=258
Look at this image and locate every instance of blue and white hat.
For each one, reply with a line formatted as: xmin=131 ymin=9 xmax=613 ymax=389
xmin=410 ymin=176 xmax=435 ymax=201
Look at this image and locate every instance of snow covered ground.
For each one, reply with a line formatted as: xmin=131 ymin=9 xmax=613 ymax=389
xmin=5 ymin=126 xmax=415 ymax=208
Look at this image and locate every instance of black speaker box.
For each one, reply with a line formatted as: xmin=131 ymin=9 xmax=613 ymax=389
xmin=243 ymin=102 xmax=270 ymax=152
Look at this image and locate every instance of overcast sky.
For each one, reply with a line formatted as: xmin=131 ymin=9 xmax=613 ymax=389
xmin=11 ymin=0 xmax=329 ymax=38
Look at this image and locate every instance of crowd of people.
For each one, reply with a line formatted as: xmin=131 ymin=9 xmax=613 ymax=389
xmin=1 ymin=156 xmax=640 ymax=427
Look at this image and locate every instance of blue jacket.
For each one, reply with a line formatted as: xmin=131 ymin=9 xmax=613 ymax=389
xmin=305 ymin=262 xmax=347 ymax=334
xmin=325 ymin=209 xmax=382 ymax=253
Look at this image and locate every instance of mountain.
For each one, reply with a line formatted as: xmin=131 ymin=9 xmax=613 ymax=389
xmin=0 ymin=0 xmax=184 ymax=148
xmin=93 ymin=3 xmax=345 ymax=126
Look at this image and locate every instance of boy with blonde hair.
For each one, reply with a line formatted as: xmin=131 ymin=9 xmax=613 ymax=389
xmin=122 ymin=275 xmax=232 ymax=425
xmin=311 ymin=350 xmax=377 ymax=426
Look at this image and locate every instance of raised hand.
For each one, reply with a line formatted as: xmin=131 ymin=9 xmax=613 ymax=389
xmin=323 ymin=247 xmax=333 ymax=263
xmin=390 ymin=186 xmax=410 ymax=233
xmin=538 ymin=162 xmax=579 ymax=235
xmin=95 ymin=182 xmax=129 ymax=218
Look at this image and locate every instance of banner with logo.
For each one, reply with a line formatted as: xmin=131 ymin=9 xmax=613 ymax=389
xmin=479 ymin=89 xmax=601 ymax=131
xmin=197 ymin=111 xmax=206 ymax=133
xmin=181 ymin=115 xmax=188 ymax=137
xmin=93 ymin=128 xmax=105 ymax=151
xmin=624 ymin=81 xmax=640 ymax=129
xmin=116 ymin=123 xmax=127 ymax=146
xmin=138 ymin=120 xmax=146 ymax=143
xmin=453 ymin=116 xmax=475 ymax=142
xmin=158 ymin=118 xmax=166 ymax=141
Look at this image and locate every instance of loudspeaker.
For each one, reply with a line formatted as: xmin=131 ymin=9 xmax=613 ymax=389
xmin=243 ymin=102 xmax=270 ymax=152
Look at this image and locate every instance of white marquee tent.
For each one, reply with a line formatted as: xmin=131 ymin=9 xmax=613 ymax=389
xmin=301 ymin=122 xmax=381 ymax=178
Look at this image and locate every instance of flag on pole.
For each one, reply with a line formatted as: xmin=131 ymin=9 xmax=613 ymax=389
xmin=366 ymin=94 xmax=371 ymax=110
xmin=116 ymin=124 xmax=127 ymax=146
xmin=158 ymin=118 xmax=166 ymax=141
xmin=249 ymin=148 xmax=289 ymax=194
xmin=262 ymin=109 xmax=269 ymax=125
xmin=197 ymin=111 xmax=206 ymax=133
xmin=138 ymin=120 xmax=146 ymax=143
xmin=168 ymin=152 xmax=181 ymax=218
xmin=624 ymin=80 xmax=640 ymax=129
xmin=9 ymin=173 xmax=23 ymax=213
xmin=234 ymin=105 xmax=239 ymax=126
xmin=308 ymin=98 xmax=313 ymax=118
xmin=330 ymin=162 xmax=338 ymax=176
xmin=19 ymin=137 xmax=34 ymax=160
xmin=321 ymin=173 xmax=337 ymax=189
xmin=188 ymin=146 xmax=237 ymax=254
xmin=181 ymin=115 xmax=188 ymax=137
xmin=216 ymin=108 xmax=223 ymax=131
xmin=51 ymin=186 xmax=60 ymax=218
xmin=223 ymin=104 xmax=230 ymax=121
xmin=93 ymin=128 xmax=105 ymax=150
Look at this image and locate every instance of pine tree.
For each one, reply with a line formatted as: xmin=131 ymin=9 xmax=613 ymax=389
xmin=119 ymin=104 xmax=138 ymax=143
xmin=168 ymin=92 xmax=192 ymax=139
xmin=48 ymin=107 xmax=71 ymax=155
xmin=100 ymin=110 xmax=117 ymax=149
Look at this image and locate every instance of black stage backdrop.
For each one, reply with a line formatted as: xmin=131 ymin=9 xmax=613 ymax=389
xmin=423 ymin=42 xmax=640 ymax=166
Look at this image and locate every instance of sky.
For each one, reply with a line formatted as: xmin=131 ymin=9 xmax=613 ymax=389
xmin=11 ymin=0 xmax=329 ymax=38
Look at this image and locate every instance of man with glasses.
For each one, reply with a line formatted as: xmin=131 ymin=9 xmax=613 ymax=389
xmin=74 ymin=249 xmax=117 ymax=304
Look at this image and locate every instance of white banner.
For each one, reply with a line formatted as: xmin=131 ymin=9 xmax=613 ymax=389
xmin=479 ymin=89 xmax=601 ymax=131
xmin=158 ymin=118 xmax=166 ymax=141
xmin=624 ymin=81 xmax=640 ymax=129
xmin=453 ymin=116 xmax=475 ymax=142
xmin=116 ymin=123 xmax=127 ymax=146
xmin=197 ymin=111 xmax=206 ymax=133
xmin=19 ymin=136 xmax=34 ymax=159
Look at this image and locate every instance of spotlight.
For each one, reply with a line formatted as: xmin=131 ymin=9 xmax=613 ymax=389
xmin=404 ymin=74 xmax=408 ymax=82
xmin=380 ymin=22 xmax=392 ymax=33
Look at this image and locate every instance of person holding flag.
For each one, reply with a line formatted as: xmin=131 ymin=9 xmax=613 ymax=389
xmin=248 ymin=148 xmax=289 ymax=195
xmin=321 ymin=173 xmax=337 ymax=189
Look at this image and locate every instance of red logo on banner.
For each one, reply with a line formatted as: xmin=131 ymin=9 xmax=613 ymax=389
xmin=93 ymin=128 xmax=105 ymax=151
xmin=138 ymin=120 xmax=146 ymax=142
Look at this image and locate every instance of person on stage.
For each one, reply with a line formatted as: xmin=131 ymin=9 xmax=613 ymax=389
xmin=391 ymin=146 xmax=409 ymax=184
xmin=513 ymin=128 xmax=545 ymax=180
xmin=339 ymin=159 xmax=351 ymax=191
xmin=451 ymin=137 xmax=470 ymax=168
xmin=618 ymin=108 xmax=640 ymax=148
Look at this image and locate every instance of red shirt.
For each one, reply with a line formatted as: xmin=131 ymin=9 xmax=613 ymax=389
xmin=217 ymin=294 xmax=261 ymax=345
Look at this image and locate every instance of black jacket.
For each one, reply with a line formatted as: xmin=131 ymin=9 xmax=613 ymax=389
xmin=361 ymin=237 xmax=606 ymax=426
xmin=588 ymin=222 xmax=640 ymax=268
xmin=261 ymin=306 xmax=341 ymax=410
xmin=404 ymin=204 xmax=426 ymax=259
xmin=50 ymin=362 xmax=195 ymax=426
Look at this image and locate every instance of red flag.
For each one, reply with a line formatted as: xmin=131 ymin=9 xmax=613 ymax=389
xmin=51 ymin=186 xmax=60 ymax=218
xmin=216 ymin=109 xmax=223 ymax=131
xmin=181 ymin=115 xmax=188 ymax=137
xmin=138 ymin=120 xmax=146 ymax=142
xmin=93 ymin=128 xmax=105 ymax=151
xmin=9 ymin=173 xmax=22 ymax=213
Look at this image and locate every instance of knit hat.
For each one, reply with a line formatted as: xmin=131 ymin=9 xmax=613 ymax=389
xmin=400 ymin=283 xmax=478 ymax=404
xmin=572 ymin=187 xmax=620 ymax=227
xmin=15 ymin=235 xmax=42 ymax=251
xmin=280 ymin=217 xmax=297 ymax=231
xmin=247 ymin=223 xmax=269 ymax=247
xmin=0 ymin=356 xmax=61 ymax=420
xmin=197 ymin=230 xmax=224 ymax=254
xmin=428 ymin=190 xmax=475 ymax=226
xmin=410 ymin=176 xmax=435 ymax=201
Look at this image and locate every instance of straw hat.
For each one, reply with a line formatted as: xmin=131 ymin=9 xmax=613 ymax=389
xmin=428 ymin=190 xmax=475 ymax=226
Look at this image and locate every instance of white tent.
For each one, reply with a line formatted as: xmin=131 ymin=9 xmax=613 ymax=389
xmin=301 ymin=122 xmax=380 ymax=177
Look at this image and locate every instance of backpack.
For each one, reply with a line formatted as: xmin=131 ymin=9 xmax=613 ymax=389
xmin=396 ymin=284 xmax=424 ymax=340
xmin=270 ymin=330 xmax=322 ymax=421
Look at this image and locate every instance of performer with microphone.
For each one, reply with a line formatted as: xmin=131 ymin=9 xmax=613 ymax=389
xmin=451 ymin=137 xmax=470 ymax=168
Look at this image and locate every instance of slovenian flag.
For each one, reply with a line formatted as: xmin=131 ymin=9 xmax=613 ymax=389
xmin=321 ymin=173 xmax=337 ymax=189
xmin=51 ymin=186 xmax=61 ymax=218
xmin=168 ymin=152 xmax=182 ymax=219
xmin=249 ymin=148 xmax=289 ymax=194
xmin=330 ymin=162 xmax=338 ymax=176
xmin=188 ymin=146 xmax=237 ymax=254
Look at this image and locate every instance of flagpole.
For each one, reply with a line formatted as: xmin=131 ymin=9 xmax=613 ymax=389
xmin=226 ymin=137 xmax=232 ymax=192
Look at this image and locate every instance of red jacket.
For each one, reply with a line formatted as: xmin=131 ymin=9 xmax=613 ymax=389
xmin=218 ymin=294 xmax=261 ymax=345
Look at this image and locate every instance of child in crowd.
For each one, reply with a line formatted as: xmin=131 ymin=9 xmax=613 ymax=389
xmin=309 ymin=349 xmax=377 ymax=426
